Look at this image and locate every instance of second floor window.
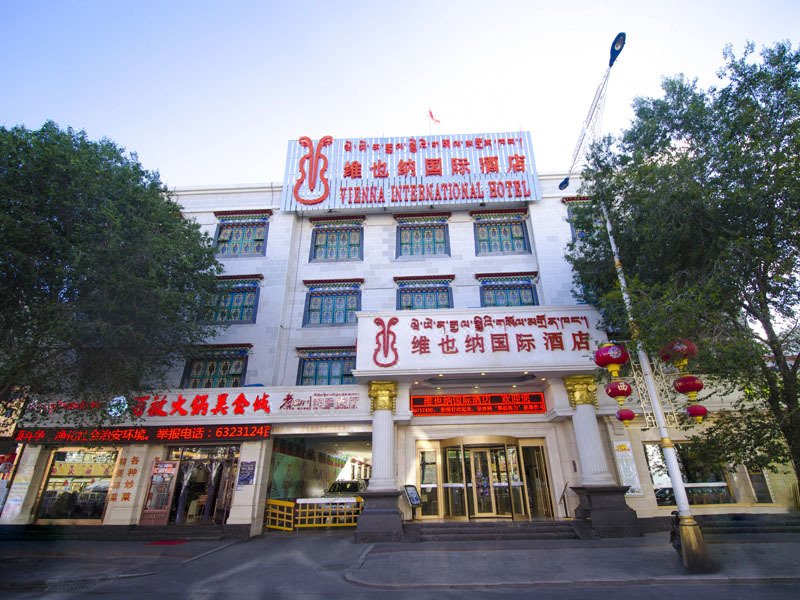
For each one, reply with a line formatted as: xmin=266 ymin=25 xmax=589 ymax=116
xmin=214 ymin=210 xmax=271 ymax=258
xmin=296 ymin=347 xmax=356 ymax=385
xmin=302 ymin=279 xmax=363 ymax=326
xmin=309 ymin=217 xmax=364 ymax=261
xmin=181 ymin=346 xmax=250 ymax=388
xmin=211 ymin=276 xmax=261 ymax=323
xmin=471 ymin=208 xmax=531 ymax=255
xmin=396 ymin=213 xmax=450 ymax=258
xmin=476 ymin=272 xmax=539 ymax=307
xmin=395 ymin=275 xmax=454 ymax=310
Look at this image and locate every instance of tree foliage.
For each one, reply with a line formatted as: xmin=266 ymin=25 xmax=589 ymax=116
xmin=567 ymin=42 xmax=800 ymax=477
xmin=0 ymin=122 xmax=223 ymax=423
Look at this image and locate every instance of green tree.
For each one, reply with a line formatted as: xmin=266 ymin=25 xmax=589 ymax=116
xmin=567 ymin=42 xmax=800 ymax=480
xmin=0 ymin=121 xmax=223 ymax=423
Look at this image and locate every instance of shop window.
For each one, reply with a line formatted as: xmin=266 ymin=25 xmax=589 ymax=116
xmin=35 ymin=448 xmax=118 ymax=520
xmin=181 ymin=345 xmax=250 ymax=388
xmin=297 ymin=347 xmax=356 ymax=386
xmin=302 ymin=280 xmax=362 ymax=326
xmin=395 ymin=275 xmax=454 ymax=310
xmin=309 ymin=217 xmax=364 ymax=261
xmin=395 ymin=213 xmax=450 ymax=258
xmin=644 ymin=443 xmax=734 ymax=506
xmin=214 ymin=210 xmax=271 ymax=257
xmin=471 ymin=209 xmax=530 ymax=255
xmin=211 ymin=275 xmax=261 ymax=323
xmin=476 ymin=272 xmax=539 ymax=307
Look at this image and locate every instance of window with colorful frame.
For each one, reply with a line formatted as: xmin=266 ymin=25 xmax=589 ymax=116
xmin=309 ymin=216 xmax=364 ymax=262
xmin=211 ymin=275 xmax=262 ymax=323
xmin=470 ymin=208 xmax=531 ymax=255
xmin=181 ymin=345 xmax=251 ymax=388
xmin=395 ymin=275 xmax=454 ymax=310
xmin=302 ymin=279 xmax=362 ymax=326
xmin=214 ymin=210 xmax=271 ymax=257
xmin=396 ymin=213 xmax=450 ymax=258
xmin=476 ymin=272 xmax=539 ymax=307
xmin=296 ymin=347 xmax=356 ymax=386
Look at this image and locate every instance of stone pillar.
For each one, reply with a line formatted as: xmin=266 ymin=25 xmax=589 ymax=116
xmin=0 ymin=444 xmax=47 ymax=526
xmin=565 ymin=376 xmax=615 ymax=486
xmin=355 ymin=380 xmax=403 ymax=543
xmin=226 ymin=439 xmax=271 ymax=538
xmin=564 ymin=375 xmax=641 ymax=537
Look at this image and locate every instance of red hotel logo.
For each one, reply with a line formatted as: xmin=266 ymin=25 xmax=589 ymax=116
xmin=293 ymin=135 xmax=333 ymax=205
xmin=372 ymin=317 xmax=399 ymax=367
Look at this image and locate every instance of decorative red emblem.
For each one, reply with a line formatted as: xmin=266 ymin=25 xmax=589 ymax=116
xmin=293 ymin=135 xmax=333 ymax=205
xmin=373 ymin=317 xmax=399 ymax=367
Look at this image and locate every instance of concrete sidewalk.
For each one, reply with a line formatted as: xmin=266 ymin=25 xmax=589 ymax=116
xmin=0 ymin=531 xmax=799 ymax=591
xmin=345 ymin=533 xmax=800 ymax=589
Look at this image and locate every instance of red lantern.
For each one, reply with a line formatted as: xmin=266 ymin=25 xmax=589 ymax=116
xmin=673 ymin=375 xmax=704 ymax=401
xmin=605 ymin=380 xmax=633 ymax=405
xmin=659 ymin=339 xmax=698 ymax=372
xmin=594 ymin=343 xmax=630 ymax=378
xmin=616 ymin=407 xmax=636 ymax=426
xmin=686 ymin=403 xmax=708 ymax=423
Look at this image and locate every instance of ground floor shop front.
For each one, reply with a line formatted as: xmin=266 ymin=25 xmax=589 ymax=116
xmin=1 ymin=384 xmax=797 ymax=536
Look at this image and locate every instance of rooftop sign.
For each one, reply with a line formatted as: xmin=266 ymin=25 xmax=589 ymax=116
xmin=281 ymin=132 xmax=540 ymax=212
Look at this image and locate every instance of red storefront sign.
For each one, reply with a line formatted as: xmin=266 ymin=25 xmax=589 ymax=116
xmin=13 ymin=423 xmax=271 ymax=445
xmin=411 ymin=392 xmax=546 ymax=416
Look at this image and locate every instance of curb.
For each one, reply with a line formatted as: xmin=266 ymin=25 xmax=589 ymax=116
xmin=343 ymin=573 xmax=800 ymax=590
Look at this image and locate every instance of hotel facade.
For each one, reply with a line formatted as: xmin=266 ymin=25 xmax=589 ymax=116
xmin=1 ymin=132 xmax=795 ymax=537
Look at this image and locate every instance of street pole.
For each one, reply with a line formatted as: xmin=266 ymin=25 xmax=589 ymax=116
xmin=600 ymin=201 xmax=710 ymax=572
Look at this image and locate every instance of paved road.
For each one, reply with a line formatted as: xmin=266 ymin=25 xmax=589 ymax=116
xmin=1 ymin=530 xmax=799 ymax=599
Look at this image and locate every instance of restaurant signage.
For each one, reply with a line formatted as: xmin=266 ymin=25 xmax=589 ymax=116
xmin=281 ymin=132 xmax=540 ymax=212
xmin=13 ymin=424 xmax=272 ymax=445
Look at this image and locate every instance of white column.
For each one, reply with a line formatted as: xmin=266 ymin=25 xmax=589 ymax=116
xmin=227 ymin=439 xmax=271 ymax=536
xmin=366 ymin=381 xmax=398 ymax=491
xmin=564 ymin=375 xmax=615 ymax=486
xmin=0 ymin=445 xmax=46 ymax=524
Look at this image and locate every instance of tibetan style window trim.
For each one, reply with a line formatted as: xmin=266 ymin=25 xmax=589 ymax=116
xmin=561 ymin=196 xmax=590 ymax=242
xmin=181 ymin=344 xmax=252 ymax=389
xmin=296 ymin=346 xmax=356 ymax=386
xmin=470 ymin=208 xmax=531 ymax=256
xmin=395 ymin=213 xmax=451 ymax=258
xmin=211 ymin=274 xmax=262 ymax=324
xmin=475 ymin=272 xmax=539 ymax=307
xmin=309 ymin=216 xmax=364 ymax=262
xmin=213 ymin=210 xmax=272 ymax=258
xmin=395 ymin=275 xmax=454 ymax=310
xmin=302 ymin=279 xmax=363 ymax=326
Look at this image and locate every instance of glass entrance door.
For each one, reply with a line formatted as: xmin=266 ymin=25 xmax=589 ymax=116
xmin=469 ymin=449 xmax=496 ymax=516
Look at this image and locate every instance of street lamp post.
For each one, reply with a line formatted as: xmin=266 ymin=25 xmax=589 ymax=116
xmin=599 ymin=201 xmax=711 ymax=572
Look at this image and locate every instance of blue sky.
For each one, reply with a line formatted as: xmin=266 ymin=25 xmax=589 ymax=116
xmin=2 ymin=1 xmax=797 ymax=187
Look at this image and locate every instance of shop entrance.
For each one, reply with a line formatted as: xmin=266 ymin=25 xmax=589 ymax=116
xmin=141 ymin=445 xmax=239 ymax=526
xmin=417 ymin=436 xmax=554 ymax=520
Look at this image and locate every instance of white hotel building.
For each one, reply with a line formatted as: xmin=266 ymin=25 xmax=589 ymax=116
xmin=1 ymin=132 xmax=795 ymax=538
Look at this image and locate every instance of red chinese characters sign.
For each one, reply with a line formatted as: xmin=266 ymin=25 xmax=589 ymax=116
xmin=14 ymin=424 xmax=272 ymax=445
xmin=411 ymin=392 xmax=546 ymax=416
xmin=282 ymin=132 xmax=540 ymax=212
xmin=359 ymin=308 xmax=603 ymax=373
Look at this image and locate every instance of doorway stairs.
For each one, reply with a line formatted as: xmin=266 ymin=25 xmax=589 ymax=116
xmin=403 ymin=519 xmax=579 ymax=542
